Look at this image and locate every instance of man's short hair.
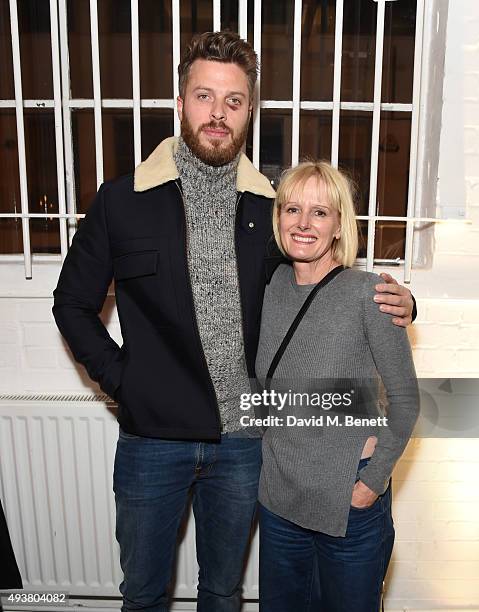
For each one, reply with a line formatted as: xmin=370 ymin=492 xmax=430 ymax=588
xmin=178 ymin=31 xmax=258 ymax=100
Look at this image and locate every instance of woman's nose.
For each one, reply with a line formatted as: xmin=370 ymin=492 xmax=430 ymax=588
xmin=297 ymin=212 xmax=310 ymax=230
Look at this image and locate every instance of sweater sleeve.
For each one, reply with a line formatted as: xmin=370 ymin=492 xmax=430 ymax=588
xmin=357 ymin=273 xmax=420 ymax=496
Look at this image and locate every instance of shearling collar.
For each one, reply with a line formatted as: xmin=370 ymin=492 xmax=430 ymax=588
xmin=134 ymin=136 xmax=276 ymax=199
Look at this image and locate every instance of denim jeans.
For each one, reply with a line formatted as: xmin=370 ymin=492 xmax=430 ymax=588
xmin=259 ymin=458 xmax=395 ymax=612
xmin=113 ymin=429 xmax=262 ymax=612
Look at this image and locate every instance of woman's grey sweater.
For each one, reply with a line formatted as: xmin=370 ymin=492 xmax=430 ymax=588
xmin=255 ymin=264 xmax=419 ymax=537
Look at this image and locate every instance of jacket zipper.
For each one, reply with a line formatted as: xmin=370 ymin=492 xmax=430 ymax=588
xmin=174 ymin=179 xmax=222 ymax=435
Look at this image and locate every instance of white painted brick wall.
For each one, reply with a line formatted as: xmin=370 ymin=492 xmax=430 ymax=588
xmin=1 ymin=1 xmax=479 ymax=610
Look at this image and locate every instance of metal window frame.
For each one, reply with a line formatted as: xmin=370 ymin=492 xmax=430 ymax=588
xmin=1 ymin=0 xmax=454 ymax=282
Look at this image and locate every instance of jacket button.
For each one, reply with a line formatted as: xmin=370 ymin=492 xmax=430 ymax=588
xmin=248 ymin=221 xmax=255 ymax=228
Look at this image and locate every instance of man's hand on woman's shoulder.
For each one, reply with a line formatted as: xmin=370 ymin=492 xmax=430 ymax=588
xmin=373 ymin=272 xmax=414 ymax=328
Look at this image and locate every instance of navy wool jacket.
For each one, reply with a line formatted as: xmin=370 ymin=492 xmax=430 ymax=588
xmin=52 ymin=137 xmax=278 ymax=441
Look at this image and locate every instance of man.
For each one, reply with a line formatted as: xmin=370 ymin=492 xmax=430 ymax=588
xmin=52 ymin=31 xmax=415 ymax=612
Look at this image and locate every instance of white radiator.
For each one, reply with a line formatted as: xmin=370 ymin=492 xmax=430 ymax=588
xmin=0 ymin=396 xmax=259 ymax=603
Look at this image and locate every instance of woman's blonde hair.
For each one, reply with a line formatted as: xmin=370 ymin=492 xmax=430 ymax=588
xmin=273 ymin=160 xmax=358 ymax=267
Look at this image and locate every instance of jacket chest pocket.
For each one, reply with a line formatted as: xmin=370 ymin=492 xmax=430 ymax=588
xmin=113 ymin=250 xmax=159 ymax=281
xmin=112 ymin=241 xmax=180 ymax=327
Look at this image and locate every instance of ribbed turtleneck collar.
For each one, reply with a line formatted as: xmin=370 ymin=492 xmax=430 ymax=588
xmin=174 ymin=136 xmax=240 ymax=182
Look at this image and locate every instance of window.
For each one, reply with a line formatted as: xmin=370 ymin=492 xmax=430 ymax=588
xmin=0 ymin=0 xmax=445 ymax=282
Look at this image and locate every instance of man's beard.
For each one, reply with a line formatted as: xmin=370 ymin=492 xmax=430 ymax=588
xmin=180 ymin=112 xmax=249 ymax=167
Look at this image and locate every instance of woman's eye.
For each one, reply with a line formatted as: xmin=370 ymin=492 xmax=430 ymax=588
xmin=315 ymin=210 xmax=326 ymax=216
xmin=286 ymin=207 xmax=299 ymax=214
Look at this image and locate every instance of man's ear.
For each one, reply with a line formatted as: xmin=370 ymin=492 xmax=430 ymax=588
xmin=177 ymin=96 xmax=184 ymax=122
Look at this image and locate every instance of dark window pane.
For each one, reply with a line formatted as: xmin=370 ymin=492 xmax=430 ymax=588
xmin=24 ymin=110 xmax=60 ymax=253
xmin=358 ymin=211 xmax=407 ymax=263
xmin=0 ymin=0 xmax=15 ymax=99
xmin=341 ymin=0 xmax=377 ymax=102
xmin=247 ymin=0 xmax=254 ymax=46
xmin=102 ymin=109 xmax=134 ymax=181
xmin=0 ymin=219 xmax=23 ymax=254
xmin=338 ymin=111 xmax=372 ymax=216
xmin=0 ymin=110 xmax=21 ymax=213
xmin=245 ymin=116 xmax=253 ymax=164
xmin=18 ymin=0 xmax=53 ymax=99
xmin=301 ymin=0 xmax=336 ymax=101
xmin=220 ymin=0 xmax=238 ymax=34
xmin=24 ymin=110 xmax=59 ymax=212
xmin=30 ymin=217 xmax=60 ymax=254
xmin=382 ymin=0 xmax=416 ymax=103
xmin=139 ymin=0 xmax=173 ymax=99
xmin=377 ymin=112 xmax=411 ymax=217
xmin=260 ymin=110 xmax=292 ymax=188
xmin=299 ymin=110 xmax=332 ymax=162
xmin=180 ymin=0 xmax=213 ymax=57
xmin=141 ymin=109 xmax=174 ymax=160
xmin=72 ymin=110 xmax=96 ymax=214
xmin=261 ymin=1 xmax=294 ymax=100
xmin=98 ymin=0 xmax=132 ymax=98
xmin=375 ymin=220 xmax=406 ymax=260
xmin=67 ymin=0 xmax=93 ymax=99
xmin=357 ymin=219 xmax=368 ymax=259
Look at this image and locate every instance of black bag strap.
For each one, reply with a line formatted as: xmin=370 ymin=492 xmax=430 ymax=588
xmin=265 ymin=265 xmax=345 ymax=391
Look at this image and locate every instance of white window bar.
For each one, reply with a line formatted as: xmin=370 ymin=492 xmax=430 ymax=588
xmin=291 ymin=0 xmax=302 ymax=167
xmin=0 ymin=100 xmax=56 ymax=108
xmin=404 ymin=0 xmax=426 ymax=282
xmin=0 ymin=99 xmax=414 ymax=112
xmin=331 ymin=0 xmax=344 ymax=168
xmin=90 ymin=0 xmax=104 ymax=188
xmin=252 ymin=0 xmax=262 ymax=169
xmin=9 ymin=0 xmax=32 ymax=279
xmin=366 ymin=0 xmax=386 ymax=272
xmin=50 ymin=0 xmax=68 ymax=261
xmin=172 ymin=0 xmax=180 ymax=136
xmin=238 ymin=0 xmax=247 ymax=40
xmin=213 ymin=0 xmax=221 ymax=31
xmin=4 ymin=213 xmax=469 ymax=225
xmin=58 ymin=0 xmax=77 ymax=247
xmin=67 ymin=99 xmax=176 ymax=109
xmin=131 ymin=0 xmax=142 ymax=167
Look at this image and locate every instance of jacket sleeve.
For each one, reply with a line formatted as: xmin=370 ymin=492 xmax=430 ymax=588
xmin=52 ymin=184 xmax=123 ymax=400
xmin=357 ymin=274 xmax=420 ymax=496
xmin=412 ymin=294 xmax=417 ymax=322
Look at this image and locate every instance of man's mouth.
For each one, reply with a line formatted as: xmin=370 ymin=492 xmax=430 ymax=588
xmin=291 ymin=234 xmax=317 ymax=244
xmin=202 ymin=127 xmax=230 ymax=138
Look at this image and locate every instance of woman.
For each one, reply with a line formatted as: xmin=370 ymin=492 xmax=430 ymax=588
xmin=256 ymin=161 xmax=419 ymax=612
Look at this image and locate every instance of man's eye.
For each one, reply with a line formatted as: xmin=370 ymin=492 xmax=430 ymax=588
xmin=198 ymin=94 xmax=209 ymax=100
xmin=228 ymin=98 xmax=241 ymax=105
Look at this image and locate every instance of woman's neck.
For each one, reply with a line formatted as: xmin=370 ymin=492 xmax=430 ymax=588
xmin=292 ymin=256 xmax=341 ymax=285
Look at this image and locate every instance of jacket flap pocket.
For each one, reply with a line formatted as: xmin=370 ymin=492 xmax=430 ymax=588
xmin=113 ymin=251 xmax=158 ymax=280
xmin=111 ymin=236 xmax=160 ymax=257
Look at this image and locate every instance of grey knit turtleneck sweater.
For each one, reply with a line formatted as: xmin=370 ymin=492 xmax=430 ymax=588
xmin=174 ymin=138 xmax=252 ymax=434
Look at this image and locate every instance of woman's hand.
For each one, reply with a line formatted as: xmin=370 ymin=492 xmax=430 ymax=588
xmin=351 ymin=480 xmax=379 ymax=509
xmin=374 ymin=272 xmax=414 ymax=327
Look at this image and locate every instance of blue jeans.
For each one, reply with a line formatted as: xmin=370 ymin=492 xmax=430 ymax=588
xmin=259 ymin=458 xmax=395 ymax=612
xmin=113 ymin=430 xmax=262 ymax=612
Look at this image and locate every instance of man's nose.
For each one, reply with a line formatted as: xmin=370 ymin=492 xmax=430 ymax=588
xmin=210 ymin=100 xmax=226 ymax=121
